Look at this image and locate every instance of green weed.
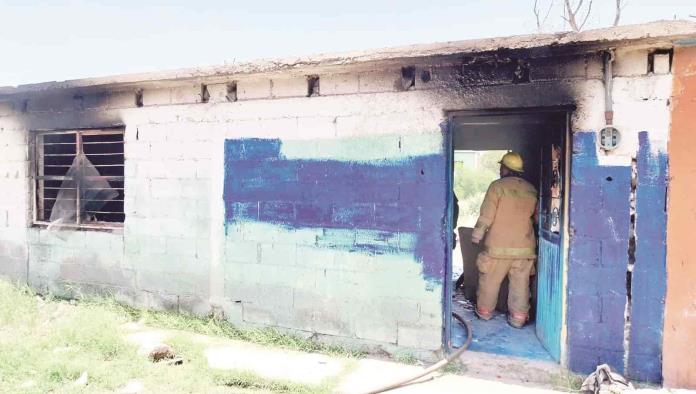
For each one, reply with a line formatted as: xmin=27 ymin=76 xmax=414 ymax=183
xmin=551 ymin=370 xmax=584 ymax=392
xmin=0 ymin=280 xmax=352 ymax=393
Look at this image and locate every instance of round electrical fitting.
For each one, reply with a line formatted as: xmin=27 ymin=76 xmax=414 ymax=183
xmin=599 ymin=126 xmax=621 ymax=151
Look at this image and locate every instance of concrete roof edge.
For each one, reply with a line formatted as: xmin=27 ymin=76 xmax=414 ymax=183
xmin=1 ymin=19 xmax=695 ymax=97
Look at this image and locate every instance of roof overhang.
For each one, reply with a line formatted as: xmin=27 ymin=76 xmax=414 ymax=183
xmin=1 ymin=20 xmax=695 ymax=99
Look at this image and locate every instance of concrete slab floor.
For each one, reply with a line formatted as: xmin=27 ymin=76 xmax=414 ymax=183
xmin=452 ymin=305 xmax=555 ymax=362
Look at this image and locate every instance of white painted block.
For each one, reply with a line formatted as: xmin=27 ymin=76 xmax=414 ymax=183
xmin=137 ymin=160 xmax=168 ymax=178
xmin=165 ymin=236 xmax=198 ymax=257
xmin=613 ymin=75 xmax=672 ymax=103
xmin=0 ymin=162 xmax=29 ymax=178
xmin=184 ymin=141 xmax=216 ymax=159
xmin=149 ymin=179 xmax=182 ymax=198
xmin=179 ymin=179 xmax=209 ymax=198
xmin=194 ymin=159 xmax=213 ymax=179
xmin=124 ymin=141 xmax=151 ymax=160
xmin=653 ymin=53 xmax=671 ymax=74
xmin=0 ymin=128 xmax=27 ymax=146
xmin=142 ymin=88 xmax=171 ymax=106
xmin=207 ymin=83 xmax=230 ymax=103
xmin=335 ymin=111 xmax=441 ymax=139
xmin=171 ymin=85 xmax=203 ymax=105
xmin=1 ymin=145 xmax=28 ymax=161
xmin=224 ymin=117 xmax=299 ymax=139
xmin=296 ymin=117 xmax=336 ymax=138
xmin=271 ymin=77 xmax=307 ymax=98
xmin=237 ymin=79 xmax=271 ymax=100
xmin=320 ymin=73 xmax=360 ymax=95
xmin=359 ymin=70 xmax=399 ymax=93
xmin=162 ymin=159 xmax=197 ymax=179
xmin=614 ymin=48 xmax=648 ymax=76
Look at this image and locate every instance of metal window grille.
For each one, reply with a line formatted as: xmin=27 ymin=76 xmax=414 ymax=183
xmin=33 ymin=129 xmax=125 ymax=229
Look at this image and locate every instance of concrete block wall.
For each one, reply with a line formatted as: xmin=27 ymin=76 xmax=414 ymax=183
xmin=221 ymin=136 xmax=447 ymax=349
xmin=122 ymin=120 xmax=216 ymax=314
xmin=627 ymin=132 xmax=668 ymax=382
xmin=0 ymin=119 xmax=30 ymax=282
xmin=27 ymin=229 xmax=126 ymax=298
xmin=568 ymin=132 xmax=632 ymax=373
xmin=0 ymin=46 xmax=675 ymax=366
xmin=564 ymin=48 xmax=672 ymax=381
xmin=567 ymin=130 xmax=669 ymax=382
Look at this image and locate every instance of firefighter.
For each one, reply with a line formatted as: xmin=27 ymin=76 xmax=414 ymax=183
xmin=471 ymin=152 xmax=537 ymax=328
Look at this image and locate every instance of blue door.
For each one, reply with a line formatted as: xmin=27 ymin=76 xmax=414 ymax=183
xmin=535 ymin=142 xmax=565 ymax=362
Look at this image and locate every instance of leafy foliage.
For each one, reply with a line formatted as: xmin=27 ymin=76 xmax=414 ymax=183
xmin=453 ymin=151 xmax=503 ymax=226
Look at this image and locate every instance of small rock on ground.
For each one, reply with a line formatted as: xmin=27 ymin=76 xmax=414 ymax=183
xmin=148 ymin=343 xmax=175 ymax=362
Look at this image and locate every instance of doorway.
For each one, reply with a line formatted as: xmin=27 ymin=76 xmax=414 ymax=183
xmin=447 ymin=109 xmax=570 ymax=362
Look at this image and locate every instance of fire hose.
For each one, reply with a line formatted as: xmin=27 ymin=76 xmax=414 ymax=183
xmin=363 ymin=312 xmax=473 ymax=394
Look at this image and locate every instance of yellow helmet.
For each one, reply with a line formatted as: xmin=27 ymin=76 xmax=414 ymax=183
xmin=499 ymin=152 xmax=524 ymax=172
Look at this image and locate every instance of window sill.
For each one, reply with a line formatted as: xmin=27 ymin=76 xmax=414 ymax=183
xmin=32 ymin=221 xmax=124 ymax=233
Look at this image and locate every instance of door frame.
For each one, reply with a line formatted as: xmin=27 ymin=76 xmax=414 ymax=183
xmin=443 ymin=106 xmax=574 ymax=365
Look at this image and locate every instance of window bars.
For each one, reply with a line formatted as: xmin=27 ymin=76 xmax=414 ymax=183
xmin=33 ymin=129 xmax=125 ymax=229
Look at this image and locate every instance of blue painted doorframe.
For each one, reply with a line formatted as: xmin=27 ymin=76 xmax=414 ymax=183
xmin=443 ymin=120 xmax=454 ymax=350
xmin=535 ymin=114 xmax=570 ymax=362
xmin=445 ymin=108 xmax=571 ymax=360
xmin=537 ymin=230 xmax=563 ymax=361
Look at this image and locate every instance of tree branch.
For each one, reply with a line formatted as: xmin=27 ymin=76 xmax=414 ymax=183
xmin=534 ymin=0 xmax=555 ymax=31
xmin=542 ymin=1 xmax=554 ymax=26
xmin=564 ymin=0 xmax=580 ymax=31
xmin=613 ymin=0 xmax=626 ymax=26
xmin=534 ymin=0 xmax=542 ymax=30
xmin=579 ymin=0 xmax=593 ymax=30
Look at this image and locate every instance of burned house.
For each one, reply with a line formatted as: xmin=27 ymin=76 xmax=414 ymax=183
xmin=1 ymin=20 xmax=695 ymax=388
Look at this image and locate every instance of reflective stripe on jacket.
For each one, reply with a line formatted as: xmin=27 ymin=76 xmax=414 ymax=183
xmin=471 ymin=176 xmax=538 ymax=259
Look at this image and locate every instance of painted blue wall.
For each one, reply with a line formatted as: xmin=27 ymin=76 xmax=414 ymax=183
xmin=627 ymin=132 xmax=668 ymax=383
xmin=568 ymin=132 xmax=631 ymax=373
xmin=567 ymin=131 xmax=668 ymax=382
xmin=223 ymin=137 xmax=448 ymax=282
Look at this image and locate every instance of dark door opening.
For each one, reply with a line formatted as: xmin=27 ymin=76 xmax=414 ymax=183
xmin=448 ymin=109 xmax=569 ymax=362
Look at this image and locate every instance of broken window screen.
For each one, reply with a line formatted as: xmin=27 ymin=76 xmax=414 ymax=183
xmin=34 ymin=129 xmax=125 ymax=228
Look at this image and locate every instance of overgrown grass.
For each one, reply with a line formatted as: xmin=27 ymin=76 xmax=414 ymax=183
xmin=81 ymin=295 xmax=365 ymax=358
xmin=213 ymin=370 xmax=330 ymax=394
xmin=393 ymin=352 xmax=418 ymax=365
xmin=0 ymin=281 xmax=147 ymax=393
xmin=442 ymin=362 xmax=462 ymax=374
xmin=0 ymin=281 xmax=340 ymax=393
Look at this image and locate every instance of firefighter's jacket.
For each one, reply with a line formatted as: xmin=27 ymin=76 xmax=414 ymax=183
xmin=471 ymin=176 xmax=538 ymax=259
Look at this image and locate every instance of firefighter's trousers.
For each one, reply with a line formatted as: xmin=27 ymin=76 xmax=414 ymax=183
xmin=476 ymin=252 xmax=535 ymax=315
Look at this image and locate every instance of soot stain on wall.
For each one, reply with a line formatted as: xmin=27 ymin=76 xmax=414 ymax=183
xmin=222 ymin=138 xmax=448 ymax=283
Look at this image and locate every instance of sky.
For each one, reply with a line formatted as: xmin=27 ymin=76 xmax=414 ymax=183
xmin=0 ymin=0 xmax=694 ymax=86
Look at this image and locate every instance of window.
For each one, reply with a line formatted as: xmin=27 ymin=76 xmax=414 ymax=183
xmin=33 ymin=129 xmax=125 ymax=229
